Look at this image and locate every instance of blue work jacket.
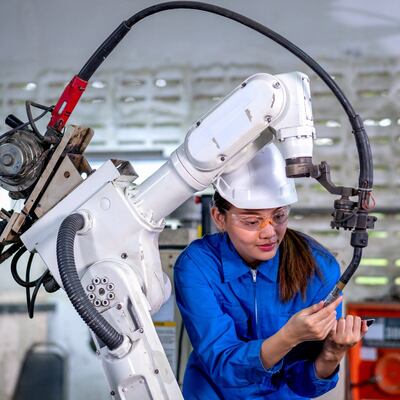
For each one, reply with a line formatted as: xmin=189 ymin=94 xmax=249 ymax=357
xmin=174 ymin=232 xmax=342 ymax=400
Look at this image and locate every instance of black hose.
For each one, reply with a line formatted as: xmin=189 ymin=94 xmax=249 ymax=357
xmin=77 ymin=1 xmax=372 ymax=191
xmin=56 ymin=213 xmax=123 ymax=350
xmin=340 ymin=247 xmax=363 ymax=285
xmin=74 ymin=2 xmax=374 ymax=301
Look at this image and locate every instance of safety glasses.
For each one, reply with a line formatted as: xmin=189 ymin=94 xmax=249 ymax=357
xmin=223 ymin=206 xmax=290 ymax=231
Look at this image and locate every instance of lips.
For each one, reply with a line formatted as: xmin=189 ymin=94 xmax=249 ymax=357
xmin=257 ymin=242 xmax=277 ymax=252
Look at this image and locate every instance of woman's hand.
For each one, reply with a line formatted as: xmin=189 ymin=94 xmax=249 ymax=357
xmin=314 ymin=315 xmax=368 ymax=379
xmin=280 ymin=296 xmax=343 ymax=347
xmin=320 ymin=315 xmax=369 ymax=361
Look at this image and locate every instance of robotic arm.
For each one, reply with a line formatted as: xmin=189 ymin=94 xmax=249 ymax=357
xmin=16 ymin=71 xmax=312 ymax=400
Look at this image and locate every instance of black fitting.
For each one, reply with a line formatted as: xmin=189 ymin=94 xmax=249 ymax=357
xmin=334 ymin=198 xmax=355 ymax=211
xmin=5 ymin=114 xmax=24 ymax=129
xmin=43 ymin=273 xmax=60 ymax=293
xmin=350 ymin=231 xmax=369 ymax=248
xmin=285 ymin=157 xmax=313 ymax=178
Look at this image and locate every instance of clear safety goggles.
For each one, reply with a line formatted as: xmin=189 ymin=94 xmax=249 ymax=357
xmin=223 ymin=206 xmax=290 ymax=231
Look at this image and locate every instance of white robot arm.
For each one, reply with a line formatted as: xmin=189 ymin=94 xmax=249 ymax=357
xmin=17 ymin=71 xmax=314 ymax=400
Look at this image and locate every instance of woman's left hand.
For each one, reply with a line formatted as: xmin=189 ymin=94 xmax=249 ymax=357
xmin=321 ymin=315 xmax=369 ymax=361
xmin=314 ymin=315 xmax=368 ymax=379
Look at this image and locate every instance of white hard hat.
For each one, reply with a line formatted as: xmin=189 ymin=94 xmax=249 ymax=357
xmin=214 ymin=143 xmax=298 ymax=209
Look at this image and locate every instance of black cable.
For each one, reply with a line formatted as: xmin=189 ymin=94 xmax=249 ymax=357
xmin=340 ymin=247 xmax=363 ymax=285
xmin=11 ymin=246 xmax=42 ymax=288
xmin=27 ymin=270 xmax=49 ymax=319
xmin=79 ymin=2 xmax=355 ymax=117
xmin=24 ymin=249 xmax=49 ymax=318
xmin=25 ymin=101 xmax=47 ymax=142
xmin=0 ymin=106 xmax=52 ymax=142
xmin=60 ymin=2 xmax=375 ymax=301
xmin=25 ymin=251 xmax=33 ymax=315
xmin=77 ymin=1 xmax=372 ymax=193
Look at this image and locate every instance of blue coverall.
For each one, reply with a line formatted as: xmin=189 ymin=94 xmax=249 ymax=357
xmin=174 ymin=232 xmax=342 ymax=399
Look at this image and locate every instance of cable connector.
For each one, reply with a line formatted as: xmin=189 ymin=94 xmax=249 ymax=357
xmin=76 ymin=210 xmax=93 ymax=235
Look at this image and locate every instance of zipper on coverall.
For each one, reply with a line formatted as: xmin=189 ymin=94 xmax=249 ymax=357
xmin=251 ymin=269 xmax=260 ymax=338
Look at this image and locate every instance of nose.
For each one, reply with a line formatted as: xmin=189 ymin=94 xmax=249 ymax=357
xmin=259 ymin=220 xmax=276 ymax=238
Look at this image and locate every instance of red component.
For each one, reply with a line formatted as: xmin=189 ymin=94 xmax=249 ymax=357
xmin=48 ymin=75 xmax=88 ymax=132
xmin=347 ymin=302 xmax=400 ymax=400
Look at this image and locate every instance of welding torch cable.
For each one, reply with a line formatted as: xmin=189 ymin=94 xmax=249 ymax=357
xmin=52 ymin=2 xmax=373 ymax=306
xmin=323 ymin=247 xmax=362 ymax=306
xmin=76 ymin=1 xmax=372 ymax=194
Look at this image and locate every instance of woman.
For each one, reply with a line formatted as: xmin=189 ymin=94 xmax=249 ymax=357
xmin=174 ymin=143 xmax=368 ymax=399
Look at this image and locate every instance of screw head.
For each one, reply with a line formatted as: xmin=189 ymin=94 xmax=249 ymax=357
xmin=121 ymin=253 xmax=128 ymax=259
xmin=154 ymin=369 xmax=159 ymax=374
xmin=2 ymin=154 xmax=13 ymax=166
xmin=273 ymin=82 xmax=281 ymax=89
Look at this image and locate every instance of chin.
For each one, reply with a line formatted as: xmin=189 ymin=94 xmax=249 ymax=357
xmin=256 ymin=248 xmax=277 ymax=260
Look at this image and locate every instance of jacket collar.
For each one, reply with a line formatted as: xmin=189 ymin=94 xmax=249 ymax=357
xmin=220 ymin=233 xmax=280 ymax=283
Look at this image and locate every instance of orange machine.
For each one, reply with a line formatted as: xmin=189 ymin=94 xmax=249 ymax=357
xmin=347 ymin=302 xmax=400 ymax=400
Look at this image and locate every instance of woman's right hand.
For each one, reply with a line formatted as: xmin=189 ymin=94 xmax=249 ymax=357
xmin=280 ymin=296 xmax=343 ymax=346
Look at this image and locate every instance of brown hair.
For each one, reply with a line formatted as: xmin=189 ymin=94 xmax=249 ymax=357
xmin=213 ymin=191 xmax=320 ymax=302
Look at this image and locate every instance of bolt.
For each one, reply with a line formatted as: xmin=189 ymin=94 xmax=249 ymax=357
xmin=139 ymin=328 xmax=144 ymax=333
xmin=273 ymin=82 xmax=280 ymax=89
xmin=117 ymin=303 xmax=123 ymax=310
xmin=121 ymin=253 xmax=128 ymax=259
xmin=2 ymin=154 xmax=13 ymax=166
xmin=154 ymin=369 xmax=159 ymax=374
xmin=64 ymin=171 xmax=70 ymax=178
xmin=196 ymin=121 xmax=201 ymax=127
xmin=99 ymin=288 xmax=105 ymax=296
xmin=264 ymin=115 xmax=272 ymax=123
xmin=241 ymin=82 xmax=247 ymax=88
xmin=110 ymin=391 xmax=115 ymax=396
xmin=220 ymin=156 xmax=226 ymax=162
xmin=107 ymin=292 xmax=115 ymax=300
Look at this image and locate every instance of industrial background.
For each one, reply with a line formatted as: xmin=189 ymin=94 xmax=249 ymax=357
xmin=0 ymin=0 xmax=399 ymax=399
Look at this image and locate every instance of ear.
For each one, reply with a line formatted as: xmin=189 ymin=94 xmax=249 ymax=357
xmin=211 ymin=207 xmax=226 ymax=231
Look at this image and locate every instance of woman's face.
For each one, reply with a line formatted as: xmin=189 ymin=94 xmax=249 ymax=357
xmin=211 ymin=205 xmax=288 ymax=267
